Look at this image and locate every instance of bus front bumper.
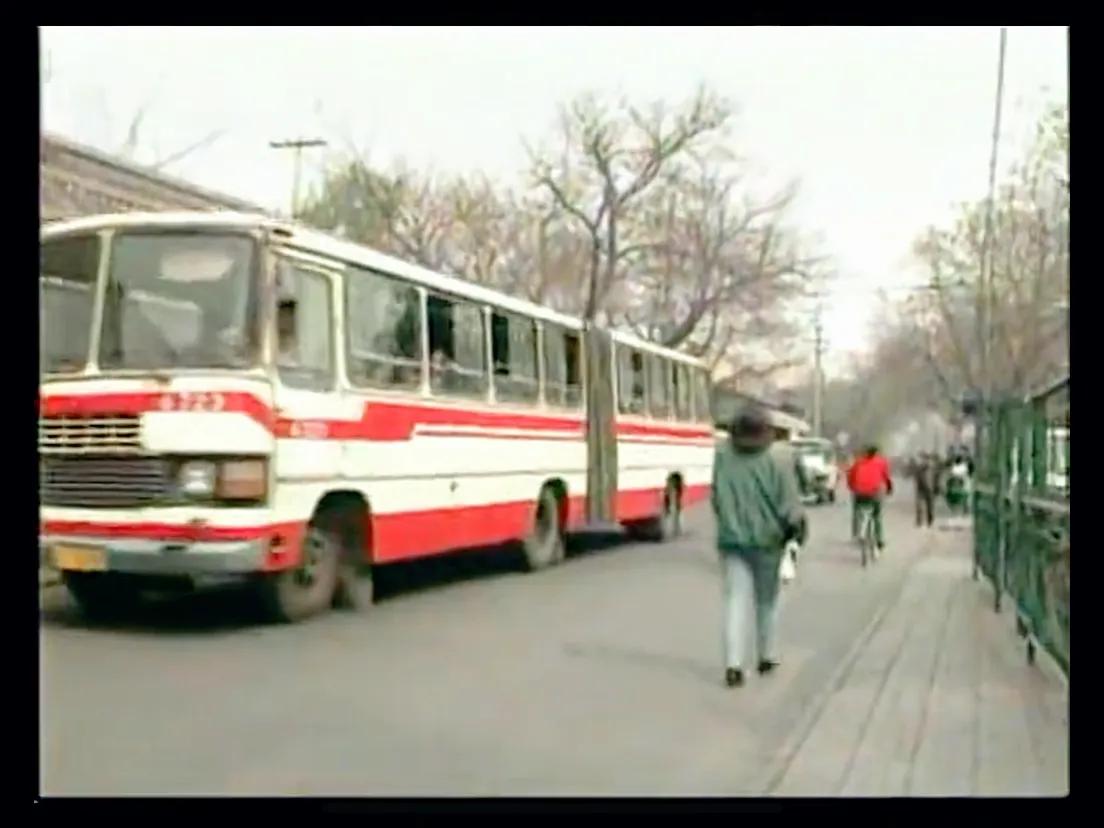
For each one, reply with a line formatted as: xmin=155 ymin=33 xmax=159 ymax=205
xmin=39 ymin=535 xmax=270 ymax=580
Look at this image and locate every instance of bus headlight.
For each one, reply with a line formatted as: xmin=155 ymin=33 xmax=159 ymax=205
xmin=218 ymin=459 xmax=268 ymax=501
xmin=179 ymin=461 xmax=217 ymax=499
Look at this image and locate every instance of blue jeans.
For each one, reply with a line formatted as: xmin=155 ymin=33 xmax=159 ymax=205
xmin=721 ymin=547 xmax=783 ymax=670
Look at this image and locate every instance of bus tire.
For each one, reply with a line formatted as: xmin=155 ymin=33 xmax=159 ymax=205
xmin=258 ymin=524 xmax=342 ymax=623
xmin=523 ymin=487 xmax=564 ymax=572
xmin=333 ymin=563 xmax=374 ymax=611
xmin=331 ymin=514 xmax=374 ymax=612
xmin=659 ymin=481 xmax=683 ymax=540
xmin=64 ymin=572 xmax=142 ymax=621
xmin=634 ymin=481 xmax=682 ymax=542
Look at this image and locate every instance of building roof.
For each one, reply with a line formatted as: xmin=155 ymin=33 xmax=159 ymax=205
xmin=40 ymin=132 xmax=264 ymax=221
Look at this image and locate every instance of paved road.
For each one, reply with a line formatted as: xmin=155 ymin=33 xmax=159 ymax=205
xmin=40 ymin=498 xmax=1065 ymax=796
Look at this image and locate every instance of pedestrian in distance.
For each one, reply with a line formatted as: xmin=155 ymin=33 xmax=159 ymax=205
xmin=712 ymin=404 xmax=808 ymax=689
xmin=909 ymin=452 xmax=938 ymax=528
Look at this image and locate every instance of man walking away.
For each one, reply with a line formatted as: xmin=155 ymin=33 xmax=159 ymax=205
xmin=712 ymin=405 xmax=807 ymax=689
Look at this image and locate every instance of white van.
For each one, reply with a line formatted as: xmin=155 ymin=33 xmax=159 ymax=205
xmin=789 ymin=437 xmax=839 ymax=504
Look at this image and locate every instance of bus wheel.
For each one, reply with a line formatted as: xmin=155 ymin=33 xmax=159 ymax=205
xmin=632 ymin=482 xmax=682 ymax=542
xmin=333 ymin=564 xmax=374 ymax=611
xmin=658 ymin=481 xmax=683 ymax=540
xmin=523 ymin=487 xmax=564 ymax=572
xmin=258 ymin=525 xmax=341 ymax=623
xmin=64 ymin=572 xmax=142 ymax=621
xmin=331 ymin=517 xmax=374 ymax=611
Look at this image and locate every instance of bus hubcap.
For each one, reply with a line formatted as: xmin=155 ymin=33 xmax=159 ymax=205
xmin=297 ymin=530 xmax=326 ymax=586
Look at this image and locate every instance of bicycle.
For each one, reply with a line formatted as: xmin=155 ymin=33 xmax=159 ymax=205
xmin=856 ymin=501 xmax=878 ymax=568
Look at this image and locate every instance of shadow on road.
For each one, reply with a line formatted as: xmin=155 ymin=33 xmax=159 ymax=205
xmin=40 ymin=529 xmax=638 ymax=633
xmin=373 ymin=528 xmax=628 ymax=600
xmin=562 ymin=640 xmax=717 ymax=685
xmin=40 ymin=583 xmax=268 ymax=635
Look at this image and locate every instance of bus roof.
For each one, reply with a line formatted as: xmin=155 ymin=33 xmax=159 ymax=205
xmin=608 ymin=329 xmax=709 ymax=367
xmin=42 ymin=211 xmax=705 ymax=368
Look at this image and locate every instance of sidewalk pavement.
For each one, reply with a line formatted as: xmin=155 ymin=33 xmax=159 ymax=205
xmin=762 ymin=522 xmax=1069 ymax=797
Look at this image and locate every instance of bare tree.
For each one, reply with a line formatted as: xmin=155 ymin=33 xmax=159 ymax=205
xmin=111 ymin=84 xmax=227 ymax=172
xmin=301 ymin=155 xmax=462 ymax=270
xmin=300 ymin=86 xmax=825 ymax=388
xmin=529 ymin=87 xmax=732 ymax=320
xmin=911 ymin=102 xmax=1069 ymax=399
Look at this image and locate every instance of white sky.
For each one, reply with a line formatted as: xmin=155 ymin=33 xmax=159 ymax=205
xmin=41 ymin=26 xmax=1068 ymax=375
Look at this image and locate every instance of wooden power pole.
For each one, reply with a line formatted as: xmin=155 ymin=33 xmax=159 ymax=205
xmin=269 ymin=137 xmax=327 ymax=219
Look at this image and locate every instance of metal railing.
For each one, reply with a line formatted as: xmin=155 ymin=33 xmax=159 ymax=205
xmin=973 ymin=376 xmax=1069 ymax=678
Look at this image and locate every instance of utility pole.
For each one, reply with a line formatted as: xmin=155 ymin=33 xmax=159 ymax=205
xmin=974 ymin=26 xmax=1008 ymax=586
xmin=269 ymin=137 xmax=327 ymax=219
xmin=979 ymin=27 xmax=1008 ymax=407
xmin=812 ymin=302 xmax=825 ymax=438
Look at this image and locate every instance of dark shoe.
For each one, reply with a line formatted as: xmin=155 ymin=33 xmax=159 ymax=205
xmin=725 ymin=668 xmax=745 ymax=688
xmin=758 ymin=659 xmax=780 ymax=676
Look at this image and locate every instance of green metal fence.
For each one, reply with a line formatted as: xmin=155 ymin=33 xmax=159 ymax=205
xmin=973 ymin=376 xmax=1069 ymax=678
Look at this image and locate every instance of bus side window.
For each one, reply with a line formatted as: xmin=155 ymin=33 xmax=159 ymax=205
xmin=345 ymin=266 xmax=423 ymax=391
xmin=694 ymin=367 xmax=712 ymax=423
xmin=674 ymin=362 xmax=691 ymax=421
xmin=564 ymin=331 xmax=582 ymax=407
xmin=491 ymin=309 xmax=539 ymax=405
xmin=617 ymin=346 xmax=646 ymax=415
xmin=544 ymin=325 xmax=583 ymax=409
xmin=275 ymin=260 xmax=334 ymax=391
xmin=543 ymin=324 xmax=565 ymax=407
xmin=427 ymin=292 xmax=487 ymax=399
xmin=648 ymin=354 xmax=671 ymax=419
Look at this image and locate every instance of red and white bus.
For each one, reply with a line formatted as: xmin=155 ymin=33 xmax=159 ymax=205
xmin=39 ymin=212 xmax=715 ymax=622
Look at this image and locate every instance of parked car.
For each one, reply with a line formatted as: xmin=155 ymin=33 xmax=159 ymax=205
xmin=789 ymin=437 xmax=839 ymax=504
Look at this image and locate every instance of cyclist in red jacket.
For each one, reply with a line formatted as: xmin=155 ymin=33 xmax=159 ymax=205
xmin=847 ymin=445 xmax=894 ymax=551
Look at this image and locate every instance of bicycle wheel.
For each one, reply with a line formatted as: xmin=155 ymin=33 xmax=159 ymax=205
xmin=858 ymin=513 xmax=869 ymax=567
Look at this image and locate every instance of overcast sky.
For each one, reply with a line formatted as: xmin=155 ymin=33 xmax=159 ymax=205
xmin=41 ymin=26 xmax=1068 ymax=373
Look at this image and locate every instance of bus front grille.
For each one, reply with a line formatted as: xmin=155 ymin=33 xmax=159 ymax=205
xmin=39 ymin=414 xmax=143 ymax=455
xmin=40 ymin=456 xmax=173 ymax=508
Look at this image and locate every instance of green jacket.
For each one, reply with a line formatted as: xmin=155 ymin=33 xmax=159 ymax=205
xmin=711 ymin=441 xmax=806 ymax=553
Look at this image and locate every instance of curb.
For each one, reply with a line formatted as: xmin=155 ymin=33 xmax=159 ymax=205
xmin=756 ymin=541 xmax=926 ymax=795
xmin=978 ymin=574 xmax=1069 ymax=692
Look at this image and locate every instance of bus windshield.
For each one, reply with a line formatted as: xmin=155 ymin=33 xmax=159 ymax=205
xmin=40 ymin=234 xmax=100 ymax=375
xmin=791 ymin=440 xmax=832 ymax=464
xmin=98 ymin=232 xmax=259 ymax=371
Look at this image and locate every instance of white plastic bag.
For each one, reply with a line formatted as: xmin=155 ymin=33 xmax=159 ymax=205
xmin=780 ymin=541 xmax=799 ymax=583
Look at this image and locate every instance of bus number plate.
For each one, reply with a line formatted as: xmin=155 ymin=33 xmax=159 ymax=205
xmin=52 ymin=544 xmax=107 ymax=572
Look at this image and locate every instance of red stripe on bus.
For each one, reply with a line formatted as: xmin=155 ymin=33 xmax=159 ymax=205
xmin=39 ymin=391 xmax=276 ymax=431
xmin=40 ymin=519 xmax=295 ymax=543
xmin=681 ymin=483 xmax=710 ymax=507
xmin=616 ymin=421 xmax=715 ymax=439
xmin=41 ymin=484 xmax=710 ymax=570
xmin=41 ymin=392 xmax=713 ymax=442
